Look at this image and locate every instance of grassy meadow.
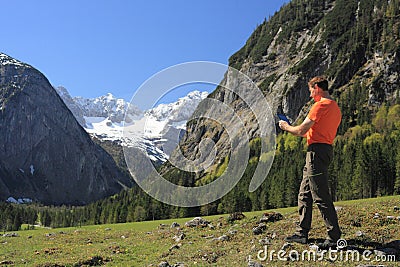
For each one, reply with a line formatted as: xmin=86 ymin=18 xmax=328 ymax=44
xmin=0 ymin=196 xmax=399 ymax=266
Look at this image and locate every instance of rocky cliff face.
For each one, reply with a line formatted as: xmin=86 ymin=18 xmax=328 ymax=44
xmin=0 ymin=53 xmax=133 ymax=205
xmin=165 ymin=0 xmax=400 ymax=180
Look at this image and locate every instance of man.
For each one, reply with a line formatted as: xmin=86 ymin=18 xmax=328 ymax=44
xmin=278 ymin=76 xmax=342 ymax=248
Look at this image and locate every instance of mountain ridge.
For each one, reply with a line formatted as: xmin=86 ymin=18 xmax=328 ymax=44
xmin=0 ymin=52 xmax=133 ymax=205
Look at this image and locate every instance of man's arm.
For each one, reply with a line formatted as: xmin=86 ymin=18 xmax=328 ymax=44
xmin=279 ymin=117 xmax=314 ymax=137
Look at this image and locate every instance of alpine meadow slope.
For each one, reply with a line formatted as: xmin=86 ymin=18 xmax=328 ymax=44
xmin=0 ymin=196 xmax=399 ymax=266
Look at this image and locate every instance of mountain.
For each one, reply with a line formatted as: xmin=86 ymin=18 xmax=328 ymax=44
xmin=55 ymin=87 xmax=209 ymax=164
xmin=161 ymin=0 xmax=400 ymax=200
xmin=0 ymin=53 xmax=133 ymax=205
xmin=54 ymin=86 xmax=141 ymax=127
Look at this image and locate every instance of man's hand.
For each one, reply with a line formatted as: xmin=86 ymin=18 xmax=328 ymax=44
xmin=279 ymin=117 xmax=315 ymax=137
xmin=279 ymin=120 xmax=289 ymax=131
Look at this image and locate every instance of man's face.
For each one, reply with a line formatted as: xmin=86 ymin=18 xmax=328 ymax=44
xmin=309 ymin=84 xmax=316 ymax=98
xmin=309 ymin=84 xmax=321 ymax=101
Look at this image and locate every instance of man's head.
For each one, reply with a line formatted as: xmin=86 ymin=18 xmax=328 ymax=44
xmin=308 ymin=76 xmax=329 ymax=101
xmin=308 ymin=76 xmax=328 ymax=91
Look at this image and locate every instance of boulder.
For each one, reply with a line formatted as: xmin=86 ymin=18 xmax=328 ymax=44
xmin=259 ymin=212 xmax=283 ymax=223
xmin=252 ymin=223 xmax=267 ymax=235
xmin=184 ymin=217 xmax=210 ymax=228
xmin=170 ymin=222 xmax=180 ymax=228
xmin=227 ymin=212 xmax=246 ymax=223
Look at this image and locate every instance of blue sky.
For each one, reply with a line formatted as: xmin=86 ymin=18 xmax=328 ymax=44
xmin=1 ymin=0 xmax=287 ymax=107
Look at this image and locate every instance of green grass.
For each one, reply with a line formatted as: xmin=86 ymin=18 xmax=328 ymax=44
xmin=1 ymin=196 xmax=399 ymax=266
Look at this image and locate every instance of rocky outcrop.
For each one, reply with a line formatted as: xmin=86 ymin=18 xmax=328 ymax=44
xmin=0 ymin=53 xmax=133 ymax=205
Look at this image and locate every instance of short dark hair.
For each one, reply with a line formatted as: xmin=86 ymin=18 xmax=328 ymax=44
xmin=308 ymin=76 xmax=328 ymax=91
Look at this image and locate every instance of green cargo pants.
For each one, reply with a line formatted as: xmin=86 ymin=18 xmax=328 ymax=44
xmin=296 ymin=143 xmax=341 ymax=241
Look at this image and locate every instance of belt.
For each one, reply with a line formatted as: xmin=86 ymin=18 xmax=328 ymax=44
xmin=307 ymin=143 xmax=332 ymax=151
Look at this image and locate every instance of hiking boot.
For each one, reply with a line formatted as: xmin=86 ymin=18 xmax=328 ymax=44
xmin=318 ymin=239 xmax=337 ymax=250
xmin=284 ymin=234 xmax=308 ymax=244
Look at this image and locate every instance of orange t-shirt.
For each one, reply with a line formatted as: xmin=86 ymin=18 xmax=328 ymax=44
xmin=306 ymin=98 xmax=341 ymax=145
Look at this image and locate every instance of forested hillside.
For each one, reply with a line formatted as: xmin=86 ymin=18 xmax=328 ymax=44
xmin=1 ymin=0 xmax=399 ymax=230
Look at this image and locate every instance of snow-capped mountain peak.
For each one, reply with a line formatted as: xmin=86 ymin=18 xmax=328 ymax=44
xmin=0 ymin=53 xmax=29 ymax=67
xmin=72 ymin=93 xmax=141 ymax=124
xmin=55 ymin=86 xmax=209 ymax=164
xmin=146 ymin=90 xmax=208 ymax=122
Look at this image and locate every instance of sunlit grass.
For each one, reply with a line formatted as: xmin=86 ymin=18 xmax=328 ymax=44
xmin=0 ymin=195 xmax=399 ymax=266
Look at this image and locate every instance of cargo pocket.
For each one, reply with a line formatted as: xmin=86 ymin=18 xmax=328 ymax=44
xmin=304 ymin=151 xmax=315 ymax=176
